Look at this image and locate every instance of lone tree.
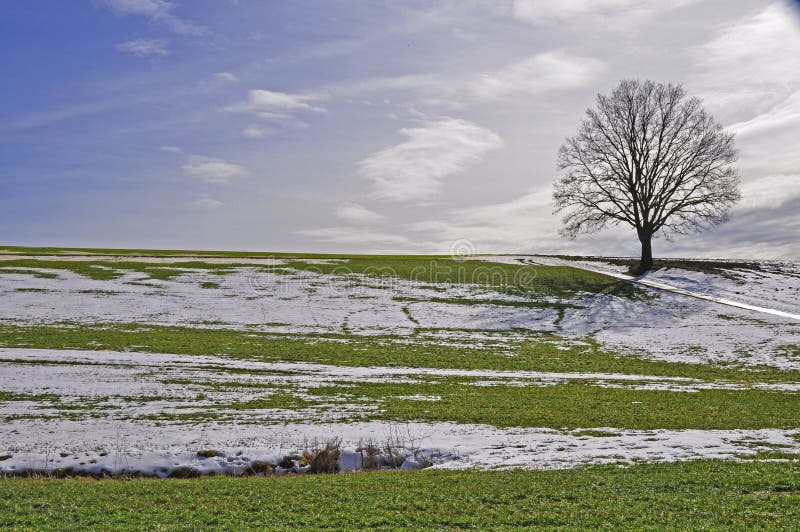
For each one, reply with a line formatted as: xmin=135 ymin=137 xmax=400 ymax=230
xmin=553 ymin=79 xmax=740 ymax=273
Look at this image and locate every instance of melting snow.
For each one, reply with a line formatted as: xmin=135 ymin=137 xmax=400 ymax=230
xmin=1 ymin=418 xmax=798 ymax=477
xmin=0 ymin=260 xmax=798 ymax=368
xmin=0 ymin=255 xmax=798 ymax=475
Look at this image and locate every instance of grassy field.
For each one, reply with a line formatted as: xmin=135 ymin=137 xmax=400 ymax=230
xmin=2 ymin=323 xmax=799 ymax=430
xmin=0 ymin=248 xmax=798 ymax=528
xmin=0 ymin=253 xmax=635 ymax=300
xmin=0 ymin=258 xmax=263 ymax=281
xmin=1 ymin=461 xmax=799 ymax=529
xmin=3 ymin=322 xmax=796 ymax=382
xmin=282 ymin=257 xmax=636 ymax=298
xmin=0 ymin=244 xmax=452 ymax=259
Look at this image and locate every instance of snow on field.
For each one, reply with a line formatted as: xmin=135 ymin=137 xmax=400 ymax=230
xmin=1 ymin=259 xmax=798 ymax=368
xmin=2 ymin=348 xmax=796 ymax=398
xmin=0 ymin=347 xmax=798 ymax=476
xmin=506 ymin=255 xmax=800 ymax=317
xmin=485 ymin=256 xmax=800 ymax=368
xmin=644 ymin=262 xmax=800 ymax=316
xmin=2 ymin=348 xmax=782 ymax=407
xmin=0 ymin=266 xmax=545 ymax=334
xmin=2 ymin=417 xmax=798 ymax=477
xmin=0 ymin=254 xmax=294 ymax=265
xmin=0 ymin=256 xmax=798 ymax=475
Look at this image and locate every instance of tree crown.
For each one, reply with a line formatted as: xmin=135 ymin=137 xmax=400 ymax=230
xmin=553 ymin=79 xmax=740 ymax=241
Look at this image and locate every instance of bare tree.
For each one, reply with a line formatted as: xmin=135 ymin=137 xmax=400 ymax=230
xmin=553 ymin=79 xmax=740 ymax=273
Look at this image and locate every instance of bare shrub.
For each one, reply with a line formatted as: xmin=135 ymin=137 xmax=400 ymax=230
xmin=357 ymin=439 xmax=381 ymax=471
xmin=309 ymin=439 xmax=341 ymax=474
xmin=278 ymin=455 xmax=298 ymax=469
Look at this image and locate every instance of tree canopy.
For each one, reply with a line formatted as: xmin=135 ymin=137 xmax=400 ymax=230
xmin=553 ymin=79 xmax=740 ymax=272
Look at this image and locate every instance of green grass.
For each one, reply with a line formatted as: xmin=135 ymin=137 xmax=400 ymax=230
xmin=0 ymin=391 xmax=60 ymax=403
xmin=0 ymin=259 xmax=258 ymax=281
xmin=78 ymin=289 xmax=120 ymax=295
xmin=283 ymin=257 xmax=641 ymax=299
xmin=737 ymin=450 xmax=800 ymax=460
xmin=5 ymin=364 xmax=797 ymax=429
xmin=1 ymin=461 xmax=798 ymax=529
xmin=0 ymin=268 xmax=58 ymax=279
xmin=778 ymin=344 xmax=800 ymax=359
xmin=2 ymin=322 xmax=796 ymax=429
xmin=0 ymin=244 xmax=451 ymax=260
xmin=1 ymin=322 xmax=797 ymax=384
xmin=1 ymin=253 xmax=643 ymax=302
xmin=212 ymin=391 xmax=312 ymax=412
xmin=572 ymin=429 xmax=620 ymax=437
xmin=1 ymin=260 xmax=123 ymax=281
xmin=310 ymin=379 xmax=800 ymax=430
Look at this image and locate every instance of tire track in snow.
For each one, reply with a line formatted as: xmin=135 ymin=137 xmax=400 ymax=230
xmin=519 ymin=258 xmax=800 ymax=322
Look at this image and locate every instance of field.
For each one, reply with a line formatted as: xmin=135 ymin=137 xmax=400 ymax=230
xmin=3 ymin=462 xmax=800 ymax=529
xmin=0 ymin=246 xmax=798 ymax=528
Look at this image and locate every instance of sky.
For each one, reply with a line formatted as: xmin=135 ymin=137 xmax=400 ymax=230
xmin=1 ymin=0 xmax=799 ymax=258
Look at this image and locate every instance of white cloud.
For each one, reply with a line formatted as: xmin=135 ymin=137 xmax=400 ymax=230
xmin=727 ymin=91 xmax=800 ymax=178
xmin=246 ymin=89 xmax=324 ymax=114
xmin=297 ymin=227 xmax=412 ymax=248
xmin=226 ymin=89 xmax=325 ymax=126
xmin=159 ymin=145 xmax=183 ymax=153
xmin=472 ymin=50 xmax=604 ymax=100
xmin=104 ymin=0 xmax=172 ymax=17
xmin=451 ymin=27 xmax=477 ymax=42
xmin=213 ymin=72 xmax=239 ymax=83
xmin=241 ymin=125 xmax=268 ymax=138
xmin=694 ymin=3 xmax=800 ymax=180
xmin=194 ymin=196 xmax=224 ymax=209
xmin=103 ymin=0 xmax=205 ymax=36
xmin=728 ymin=91 xmax=800 ymax=138
xmin=513 ymin=0 xmax=633 ymax=22
xmin=322 ymin=74 xmax=437 ymax=99
xmin=357 ymin=117 xmax=504 ymax=203
xmin=182 ymin=155 xmax=248 ymax=184
xmin=512 ymin=0 xmax=695 ymax=24
xmin=738 ymin=174 xmax=800 ymax=210
xmin=321 ymin=51 xmax=602 ymax=108
xmin=699 ymin=3 xmax=800 ymax=80
xmin=693 ymin=3 xmax=800 ymax=123
xmin=116 ymin=38 xmax=169 ymax=58
xmin=454 ymin=187 xmax=552 ymax=225
xmin=406 ymin=187 xmax=555 ymax=251
xmin=335 ymin=202 xmax=386 ymax=225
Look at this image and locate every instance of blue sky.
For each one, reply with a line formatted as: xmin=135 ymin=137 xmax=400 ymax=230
xmin=1 ymin=0 xmax=799 ymax=257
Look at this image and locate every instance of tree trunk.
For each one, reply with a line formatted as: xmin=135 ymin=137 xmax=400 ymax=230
xmin=637 ymin=233 xmax=653 ymax=274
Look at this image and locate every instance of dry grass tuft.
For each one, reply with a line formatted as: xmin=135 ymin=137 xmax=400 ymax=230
xmin=196 ymin=449 xmax=221 ymax=458
xmin=247 ymin=460 xmax=274 ymax=476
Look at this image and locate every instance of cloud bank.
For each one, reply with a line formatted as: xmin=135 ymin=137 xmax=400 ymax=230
xmin=358 ymin=118 xmax=504 ymax=204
